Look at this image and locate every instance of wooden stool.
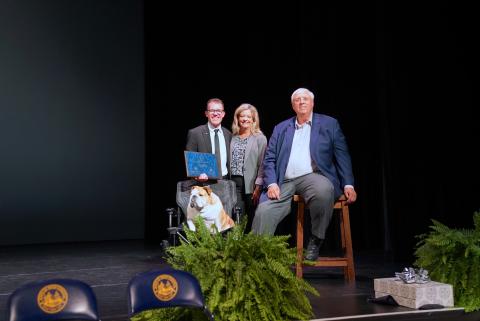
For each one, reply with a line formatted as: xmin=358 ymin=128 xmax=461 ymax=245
xmin=294 ymin=194 xmax=355 ymax=282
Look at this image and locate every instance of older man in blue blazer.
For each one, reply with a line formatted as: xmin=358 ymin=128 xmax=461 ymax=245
xmin=252 ymin=88 xmax=357 ymax=261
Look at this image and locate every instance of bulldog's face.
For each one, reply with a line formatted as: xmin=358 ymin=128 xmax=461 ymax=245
xmin=186 ymin=185 xmax=234 ymax=233
xmin=189 ymin=186 xmax=215 ymax=211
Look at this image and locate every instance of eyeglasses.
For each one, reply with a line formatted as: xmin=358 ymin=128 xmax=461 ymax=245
xmin=207 ymin=109 xmax=225 ymax=114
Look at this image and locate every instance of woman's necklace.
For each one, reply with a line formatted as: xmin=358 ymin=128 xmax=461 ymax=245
xmin=239 ymin=131 xmax=251 ymax=139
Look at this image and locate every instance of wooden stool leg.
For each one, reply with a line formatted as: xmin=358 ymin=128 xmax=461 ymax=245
xmin=341 ymin=202 xmax=355 ymax=282
xmin=295 ymin=195 xmax=355 ymax=282
xmin=296 ymin=199 xmax=305 ymax=278
xmin=339 ymin=204 xmax=348 ymax=279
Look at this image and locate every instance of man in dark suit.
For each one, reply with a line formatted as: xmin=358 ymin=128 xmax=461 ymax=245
xmin=186 ymin=98 xmax=232 ymax=180
xmin=252 ymin=88 xmax=357 ymax=261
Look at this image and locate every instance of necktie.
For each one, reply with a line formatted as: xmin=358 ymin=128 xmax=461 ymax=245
xmin=214 ymin=129 xmax=222 ymax=177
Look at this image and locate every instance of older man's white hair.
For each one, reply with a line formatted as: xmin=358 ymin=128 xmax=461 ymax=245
xmin=291 ymin=88 xmax=314 ymax=102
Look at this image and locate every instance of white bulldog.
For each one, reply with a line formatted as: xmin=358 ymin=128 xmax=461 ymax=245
xmin=186 ymin=186 xmax=235 ymax=232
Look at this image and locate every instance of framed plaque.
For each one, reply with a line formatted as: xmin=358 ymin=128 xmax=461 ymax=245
xmin=184 ymin=151 xmax=220 ymax=179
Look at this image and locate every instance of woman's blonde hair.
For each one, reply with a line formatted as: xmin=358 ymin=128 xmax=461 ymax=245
xmin=231 ymin=103 xmax=262 ymax=135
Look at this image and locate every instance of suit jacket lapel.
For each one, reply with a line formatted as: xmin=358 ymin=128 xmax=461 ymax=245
xmin=310 ymin=114 xmax=320 ymax=154
xmin=284 ymin=119 xmax=295 ymax=157
xmin=244 ymin=135 xmax=254 ymax=163
xmin=201 ymin=125 xmax=212 ymax=153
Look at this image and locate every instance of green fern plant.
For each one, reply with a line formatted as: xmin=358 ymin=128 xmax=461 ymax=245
xmin=414 ymin=211 xmax=480 ymax=312
xmin=132 ymin=216 xmax=318 ymax=321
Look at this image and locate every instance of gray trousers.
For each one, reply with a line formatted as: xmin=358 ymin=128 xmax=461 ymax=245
xmin=252 ymin=172 xmax=334 ymax=239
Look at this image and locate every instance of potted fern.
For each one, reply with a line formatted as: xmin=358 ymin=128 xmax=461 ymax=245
xmin=414 ymin=210 xmax=480 ymax=312
xmin=132 ymin=217 xmax=318 ymax=321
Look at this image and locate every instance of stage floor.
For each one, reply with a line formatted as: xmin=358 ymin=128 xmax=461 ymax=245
xmin=0 ymin=240 xmax=478 ymax=321
xmin=305 ymin=276 xmax=470 ymax=321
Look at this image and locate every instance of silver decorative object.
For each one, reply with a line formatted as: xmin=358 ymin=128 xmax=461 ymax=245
xmin=395 ymin=267 xmax=430 ymax=284
xmin=415 ymin=268 xmax=430 ymax=284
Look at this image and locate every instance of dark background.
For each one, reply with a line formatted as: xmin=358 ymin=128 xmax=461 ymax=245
xmin=1 ymin=1 xmax=478 ymax=262
xmin=149 ymin=1 xmax=479 ymax=261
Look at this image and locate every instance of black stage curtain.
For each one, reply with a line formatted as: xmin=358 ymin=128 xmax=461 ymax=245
xmin=148 ymin=1 xmax=479 ymax=262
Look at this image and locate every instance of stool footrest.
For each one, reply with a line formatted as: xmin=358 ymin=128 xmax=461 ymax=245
xmin=309 ymin=258 xmax=348 ymax=267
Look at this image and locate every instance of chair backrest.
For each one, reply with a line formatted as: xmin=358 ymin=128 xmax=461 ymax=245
xmin=176 ymin=179 xmax=237 ymax=216
xmin=6 ymin=278 xmax=100 ymax=321
xmin=127 ymin=268 xmax=213 ymax=320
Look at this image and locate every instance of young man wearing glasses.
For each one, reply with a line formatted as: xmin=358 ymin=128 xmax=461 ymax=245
xmin=186 ymin=98 xmax=232 ymax=181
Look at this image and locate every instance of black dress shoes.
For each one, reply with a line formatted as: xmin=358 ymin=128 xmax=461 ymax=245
xmin=305 ymin=236 xmax=324 ymax=261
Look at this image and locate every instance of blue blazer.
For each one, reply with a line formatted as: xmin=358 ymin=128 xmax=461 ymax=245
xmin=261 ymin=113 xmax=354 ymax=201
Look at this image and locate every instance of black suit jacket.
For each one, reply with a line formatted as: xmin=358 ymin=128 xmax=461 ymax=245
xmin=186 ymin=124 xmax=232 ymax=177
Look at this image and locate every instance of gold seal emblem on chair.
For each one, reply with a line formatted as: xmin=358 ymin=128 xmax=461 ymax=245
xmin=152 ymin=274 xmax=178 ymax=301
xmin=37 ymin=284 xmax=69 ymax=313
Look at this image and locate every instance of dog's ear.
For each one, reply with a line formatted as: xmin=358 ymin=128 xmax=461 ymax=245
xmin=203 ymin=186 xmax=213 ymax=195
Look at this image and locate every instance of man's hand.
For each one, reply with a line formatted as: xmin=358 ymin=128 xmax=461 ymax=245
xmin=267 ymin=184 xmax=281 ymax=200
xmin=344 ymin=186 xmax=357 ymax=204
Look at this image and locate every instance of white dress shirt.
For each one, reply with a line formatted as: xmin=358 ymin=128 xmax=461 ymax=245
xmin=285 ymin=116 xmax=313 ymax=180
xmin=208 ymin=123 xmax=228 ymax=176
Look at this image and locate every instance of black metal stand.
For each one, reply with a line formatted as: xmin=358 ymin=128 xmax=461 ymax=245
xmin=165 ymin=208 xmax=188 ymax=247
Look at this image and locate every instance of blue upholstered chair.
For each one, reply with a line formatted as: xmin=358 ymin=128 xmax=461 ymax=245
xmin=6 ymin=278 xmax=100 ymax=321
xmin=127 ymin=268 xmax=214 ymax=320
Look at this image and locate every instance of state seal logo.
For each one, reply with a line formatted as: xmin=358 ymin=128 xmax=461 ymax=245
xmin=152 ymin=274 xmax=178 ymax=301
xmin=37 ymin=284 xmax=68 ymax=313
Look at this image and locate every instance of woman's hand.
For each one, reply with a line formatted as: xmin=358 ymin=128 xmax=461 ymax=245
xmin=252 ymin=185 xmax=262 ymax=206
